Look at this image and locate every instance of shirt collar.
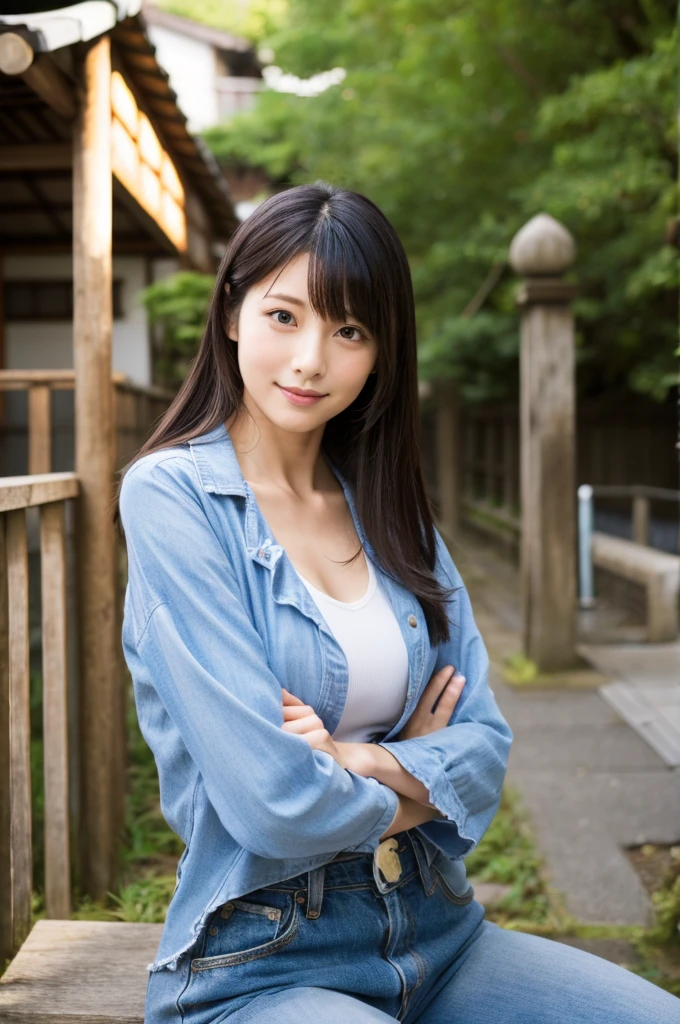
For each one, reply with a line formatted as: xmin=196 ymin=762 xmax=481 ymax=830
xmin=187 ymin=420 xmax=353 ymax=513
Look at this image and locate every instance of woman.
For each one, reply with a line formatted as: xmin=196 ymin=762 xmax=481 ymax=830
xmin=118 ymin=183 xmax=678 ymax=1023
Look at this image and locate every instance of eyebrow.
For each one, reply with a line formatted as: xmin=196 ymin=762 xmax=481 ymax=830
xmin=262 ymin=292 xmax=306 ymax=307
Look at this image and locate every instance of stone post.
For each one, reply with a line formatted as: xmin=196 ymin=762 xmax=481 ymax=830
xmin=509 ymin=214 xmax=578 ymax=671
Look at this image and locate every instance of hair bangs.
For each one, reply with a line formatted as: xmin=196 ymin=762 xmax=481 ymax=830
xmin=306 ymin=219 xmax=382 ymax=343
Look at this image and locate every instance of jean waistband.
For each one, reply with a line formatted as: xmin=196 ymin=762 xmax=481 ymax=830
xmin=261 ymin=829 xmax=438 ymax=921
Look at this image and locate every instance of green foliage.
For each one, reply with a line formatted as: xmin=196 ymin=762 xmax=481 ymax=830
xmin=502 ymin=653 xmax=540 ymax=686
xmin=203 ymin=0 xmax=678 ymax=403
xmin=153 ymin=0 xmax=285 ymax=42
xmin=466 ymin=784 xmax=567 ymax=929
xmin=141 ymin=272 xmax=215 ymax=388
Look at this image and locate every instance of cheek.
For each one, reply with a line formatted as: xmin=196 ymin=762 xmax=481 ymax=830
xmin=237 ymin=335 xmax=282 ymax=382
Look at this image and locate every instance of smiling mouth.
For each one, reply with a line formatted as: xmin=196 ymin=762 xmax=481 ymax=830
xmin=276 ymin=384 xmax=328 ymax=402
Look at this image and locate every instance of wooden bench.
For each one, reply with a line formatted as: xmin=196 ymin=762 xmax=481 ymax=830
xmin=592 ymin=531 xmax=680 ymax=642
xmin=0 ymin=920 xmax=162 ymax=1022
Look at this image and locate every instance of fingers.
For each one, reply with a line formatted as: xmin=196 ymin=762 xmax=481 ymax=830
xmin=431 ymin=672 xmax=465 ymax=718
xmin=281 ymin=687 xmax=305 ymax=705
xmin=281 ymin=706 xmax=326 ymax=734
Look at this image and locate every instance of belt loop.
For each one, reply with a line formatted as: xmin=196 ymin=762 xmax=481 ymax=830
xmin=407 ymin=830 xmax=437 ymax=896
xmin=306 ymin=865 xmax=325 ymax=919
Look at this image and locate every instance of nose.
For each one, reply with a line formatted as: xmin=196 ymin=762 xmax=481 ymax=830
xmin=289 ymin=326 xmax=327 ymax=381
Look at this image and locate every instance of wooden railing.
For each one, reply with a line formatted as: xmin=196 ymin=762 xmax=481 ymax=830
xmin=0 ymin=472 xmax=79 ymax=962
xmin=454 ymin=401 xmax=679 ymax=555
xmin=0 ymin=370 xmax=175 ymax=475
xmin=590 ymin=484 xmax=680 ymax=552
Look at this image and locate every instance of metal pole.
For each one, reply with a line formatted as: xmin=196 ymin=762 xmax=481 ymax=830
xmin=577 ymin=484 xmax=595 ymax=608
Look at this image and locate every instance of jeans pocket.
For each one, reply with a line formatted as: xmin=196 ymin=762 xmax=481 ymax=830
xmin=431 ymin=852 xmax=475 ymax=906
xmin=190 ymin=890 xmax=298 ymax=972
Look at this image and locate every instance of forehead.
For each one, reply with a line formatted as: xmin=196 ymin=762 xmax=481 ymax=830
xmin=255 ymin=253 xmax=311 ymax=301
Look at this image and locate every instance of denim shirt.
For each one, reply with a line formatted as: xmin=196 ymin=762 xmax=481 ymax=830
xmin=119 ymin=421 xmax=513 ymax=974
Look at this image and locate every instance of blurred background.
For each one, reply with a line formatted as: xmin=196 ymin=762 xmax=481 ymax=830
xmin=0 ymin=0 xmax=678 ymax=1014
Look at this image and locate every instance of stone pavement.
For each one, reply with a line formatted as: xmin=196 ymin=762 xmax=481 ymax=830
xmin=448 ymin=529 xmax=680 ymax=928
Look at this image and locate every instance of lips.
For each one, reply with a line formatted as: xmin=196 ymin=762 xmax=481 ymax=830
xmin=276 ymin=384 xmax=327 ymax=406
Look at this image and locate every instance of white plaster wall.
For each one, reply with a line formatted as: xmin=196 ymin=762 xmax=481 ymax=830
xmin=4 ymin=254 xmax=152 ymax=386
xmin=146 ymin=26 xmax=219 ymax=131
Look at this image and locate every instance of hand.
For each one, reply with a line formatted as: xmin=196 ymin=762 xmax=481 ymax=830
xmin=396 ymin=665 xmax=465 ymax=741
xmin=280 ymin=687 xmax=352 ymax=770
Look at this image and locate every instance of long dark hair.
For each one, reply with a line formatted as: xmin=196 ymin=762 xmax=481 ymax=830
xmin=117 ymin=182 xmax=457 ymax=645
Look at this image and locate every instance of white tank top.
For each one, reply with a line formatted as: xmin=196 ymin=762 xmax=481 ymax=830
xmin=295 ymin=556 xmax=410 ymax=743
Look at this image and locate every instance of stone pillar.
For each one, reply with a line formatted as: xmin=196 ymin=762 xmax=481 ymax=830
xmin=509 ymin=214 xmax=579 ymax=671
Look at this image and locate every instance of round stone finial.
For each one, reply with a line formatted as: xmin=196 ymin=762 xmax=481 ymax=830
xmin=0 ymin=33 xmax=34 ymax=76
xmin=509 ymin=213 xmax=576 ymax=276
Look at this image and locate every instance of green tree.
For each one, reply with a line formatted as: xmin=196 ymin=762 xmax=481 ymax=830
xmin=203 ymin=0 xmax=678 ymax=403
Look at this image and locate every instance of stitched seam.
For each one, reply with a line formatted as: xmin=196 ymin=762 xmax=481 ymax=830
xmin=191 ymin=903 xmax=298 ymax=971
xmin=133 ymin=598 xmax=164 ymax=650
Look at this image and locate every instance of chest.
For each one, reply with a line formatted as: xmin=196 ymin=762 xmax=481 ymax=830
xmin=245 ymin=483 xmax=370 ymax=603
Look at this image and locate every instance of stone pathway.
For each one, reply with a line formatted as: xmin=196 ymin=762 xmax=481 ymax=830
xmin=580 ymin=642 xmax=680 ymax=768
xmin=447 ymin=529 xmax=680 ymax=929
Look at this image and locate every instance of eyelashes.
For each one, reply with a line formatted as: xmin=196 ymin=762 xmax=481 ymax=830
xmin=266 ymin=309 xmax=366 ymax=342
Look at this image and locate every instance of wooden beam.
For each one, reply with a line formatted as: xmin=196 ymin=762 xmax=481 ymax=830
xmin=28 ymin=384 xmax=52 ymax=474
xmin=0 ymin=473 xmax=78 ymax=513
xmin=22 ymin=54 xmax=77 ymax=121
xmin=0 ymin=236 xmax=168 ymax=256
xmin=5 ymin=509 xmax=32 ymax=955
xmin=72 ymin=35 xmax=119 ymax=899
xmin=0 ymin=143 xmax=71 ymax=173
xmin=40 ymin=500 xmax=72 ymax=920
xmin=0 ymin=511 xmax=10 ymax=963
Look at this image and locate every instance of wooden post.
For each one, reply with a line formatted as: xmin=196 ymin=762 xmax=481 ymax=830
xmin=40 ymin=501 xmax=71 ymax=919
xmin=72 ymin=36 xmax=120 ymax=899
xmin=28 ymin=384 xmax=51 ymax=474
xmin=632 ymin=495 xmax=649 ymax=546
xmin=509 ymin=214 xmax=579 ymax=671
xmin=435 ymin=382 xmax=460 ymax=540
xmin=5 ymin=510 xmax=32 ymax=953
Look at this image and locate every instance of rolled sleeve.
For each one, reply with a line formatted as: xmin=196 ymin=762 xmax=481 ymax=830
xmin=120 ymin=455 xmax=400 ymax=861
xmin=377 ymin=528 xmax=513 ymax=858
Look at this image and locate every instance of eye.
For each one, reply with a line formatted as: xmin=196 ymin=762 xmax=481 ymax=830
xmin=268 ymin=309 xmax=297 ymax=326
xmin=337 ymin=325 xmax=366 ymax=342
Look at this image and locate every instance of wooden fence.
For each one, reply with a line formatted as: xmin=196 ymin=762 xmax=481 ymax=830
xmin=426 ymin=395 xmax=679 ymax=556
xmin=0 ymin=370 xmax=175 ymax=476
xmin=0 ymin=472 xmax=79 ymax=962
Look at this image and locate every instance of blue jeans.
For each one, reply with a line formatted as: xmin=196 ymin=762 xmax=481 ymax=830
xmin=147 ymin=829 xmax=680 ymax=1023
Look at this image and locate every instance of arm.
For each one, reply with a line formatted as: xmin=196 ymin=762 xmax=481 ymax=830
xmin=377 ymin=529 xmax=513 ymax=859
xmin=380 ymin=794 xmax=443 ymax=839
xmin=120 ymin=453 xmax=400 ymax=861
xmin=343 ymin=742 xmax=435 ymax=807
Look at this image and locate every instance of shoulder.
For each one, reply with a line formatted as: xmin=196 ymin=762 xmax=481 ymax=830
xmin=119 ymin=446 xmax=205 ymax=534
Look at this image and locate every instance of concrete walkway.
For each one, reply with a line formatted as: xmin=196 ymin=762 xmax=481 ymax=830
xmin=449 ymin=529 xmax=680 ymax=928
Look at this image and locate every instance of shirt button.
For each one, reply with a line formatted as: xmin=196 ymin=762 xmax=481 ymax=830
xmin=220 ymin=903 xmax=234 ymax=919
xmin=408 ymin=615 xmax=417 ymax=628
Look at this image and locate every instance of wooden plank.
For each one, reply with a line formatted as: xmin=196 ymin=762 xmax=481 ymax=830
xmin=599 ymin=682 xmax=680 ymax=768
xmin=0 ymin=143 xmax=71 ymax=172
xmin=632 ymin=495 xmax=649 ymax=546
xmin=0 ymin=473 xmax=78 ymax=512
xmin=73 ymin=35 xmax=119 ymax=900
xmin=21 ymin=54 xmax=77 ymax=121
xmin=0 ymin=513 xmax=11 ymax=962
xmin=40 ymin=501 xmax=71 ymax=920
xmin=0 ymin=257 xmax=5 ymax=428
xmin=28 ymin=383 xmax=51 ymax=474
xmin=6 ymin=509 xmax=32 ymax=954
xmin=0 ymin=920 xmax=163 ymax=1022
